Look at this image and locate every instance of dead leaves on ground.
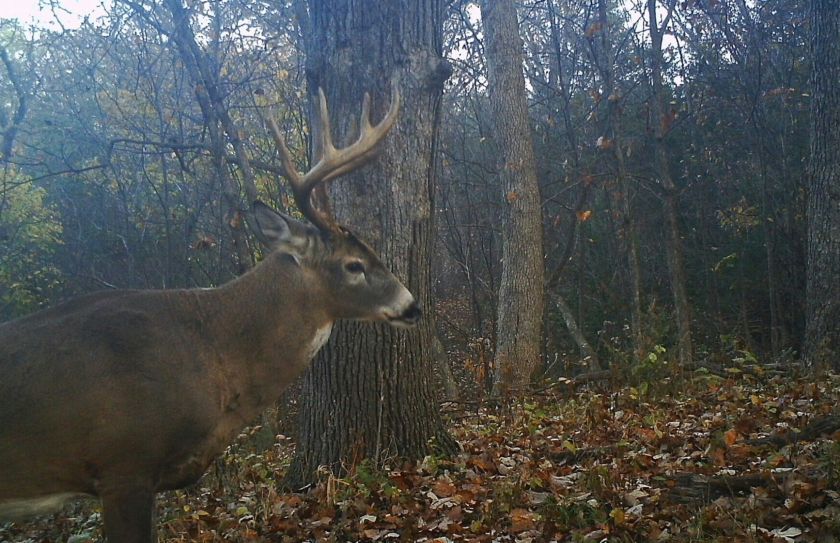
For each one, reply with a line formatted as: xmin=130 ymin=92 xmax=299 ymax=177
xmin=2 ymin=371 xmax=840 ymax=542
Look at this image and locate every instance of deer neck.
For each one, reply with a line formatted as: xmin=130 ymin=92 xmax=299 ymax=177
xmin=199 ymin=252 xmax=332 ymax=386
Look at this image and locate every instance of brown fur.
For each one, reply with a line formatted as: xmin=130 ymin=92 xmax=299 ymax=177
xmin=0 ymin=208 xmax=418 ymax=543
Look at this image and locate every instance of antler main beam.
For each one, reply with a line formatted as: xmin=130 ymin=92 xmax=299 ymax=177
xmin=263 ymin=85 xmax=400 ymax=233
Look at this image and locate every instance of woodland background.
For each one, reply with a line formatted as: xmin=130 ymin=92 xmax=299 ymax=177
xmin=0 ymin=0 xmax=825 ymax=376
xmin=1 ymin=0 xmax=839 ymax=541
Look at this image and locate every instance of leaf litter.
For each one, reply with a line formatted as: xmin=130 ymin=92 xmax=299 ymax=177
xmin=2 ymin=370 xmax=839 ymax=542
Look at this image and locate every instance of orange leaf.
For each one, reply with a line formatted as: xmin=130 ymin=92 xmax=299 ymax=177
xmin=509 ymin=508 xmax=536 ymax=533
xmin=432 ymin=480 xmax=457 ymax=498
xmin=577 ymin=210 xmax=593 ymax=222
xmin=710 ymin=447 xmax=727 ymax=466
xmin=661 ymin=109 xmax=677 ymax=133
xmin=468 ymin=456 xmax=497 ymax=473
xmin=724 ymin=428 xmax=740 ymax=447
xmin=228 ymin=210 xmax=244 ymax=229
xmin=584 ymin=22 xmax=603 ymax=38
xmin=596 ymin=136 xmax=614 ymax=150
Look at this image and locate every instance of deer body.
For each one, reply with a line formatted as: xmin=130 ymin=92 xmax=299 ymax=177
xmin=0 ymin=88 xmax=413 ymax=542
xmin=0 ymin=254 xmax=326 ymax=512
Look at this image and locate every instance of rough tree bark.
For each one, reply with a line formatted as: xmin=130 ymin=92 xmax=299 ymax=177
xmin=479 ymin=0 xmax=546 ymax=393
xmin=285 ymin=0 xmax=457 ymax=487
xmin=805 ymin=0 xmax=840 ymax=369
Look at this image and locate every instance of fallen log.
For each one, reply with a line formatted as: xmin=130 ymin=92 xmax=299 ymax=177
xmin=665 ymin=472 xmax=777 ymax=505
xmin=747 ymin=414 xmax=840 ymax=447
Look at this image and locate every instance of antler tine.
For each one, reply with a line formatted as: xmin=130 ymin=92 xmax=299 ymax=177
xmin=262 ymin=85 xmax=401 ymax=234
xmin=262 ymin=110 xmax=335 ymax=232
xmin=321 ymin=86 xmax=401 ymax=183
xmin=314 ymin=88 xmax=334 ymax=162
xmin=263 ymin=114 xmax=300 ymax=186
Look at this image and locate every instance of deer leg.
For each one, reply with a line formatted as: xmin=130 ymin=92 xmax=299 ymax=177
xmin=100 ymin=486 xmax=156 ymax=543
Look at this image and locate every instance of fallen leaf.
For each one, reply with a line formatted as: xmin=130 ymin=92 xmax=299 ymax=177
xmin=509 ymin=508 xmax=536 ymax=533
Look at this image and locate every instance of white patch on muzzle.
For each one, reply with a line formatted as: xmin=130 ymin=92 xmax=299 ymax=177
xmin=394 ymin=287 xmax=415 ymax=312
xmin=378 ymin=287 xmax=417 ymax=325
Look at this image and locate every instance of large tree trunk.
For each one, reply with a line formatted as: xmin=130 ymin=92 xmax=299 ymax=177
xmin=805 ymin=0 xmax=840 ymax=369
xmin=479 ymin=0 xmax=546 ymax=393
xmin=646 ymin=0 xmax=693 ymax=366
xmin=285 ymin=0 xmax=457 ymax=488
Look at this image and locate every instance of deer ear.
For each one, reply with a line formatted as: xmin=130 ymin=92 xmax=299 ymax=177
xmin=251 ymin=201 xmax=310 ymax=253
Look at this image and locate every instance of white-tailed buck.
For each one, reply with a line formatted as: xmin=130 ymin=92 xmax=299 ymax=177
xmin=0 ymin=87 xmax=417 ymax=543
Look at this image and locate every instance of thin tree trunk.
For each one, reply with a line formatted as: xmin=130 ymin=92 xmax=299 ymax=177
xmin=0 ymin=46 xmax=28 ymax=163
xmin=805 ymin=0 xmax=840 ymax=369
xmin=285 ymin=0 xmax=457 ymax=488
xmin=479 ymin=0 xmax=546 ymax=393
xmin=551 ymin=292 xmax=600 ymax=372
xmin=146 ymin=0 xmax=257 ymax=273
xmin=544 ymin=0 xmax=601 ymax=371
xmin=646 ymin=0 xmax=693 ymax=366
xmin=432 ymin=335 xmax=459 ymax=401
xmin=593 ymin=0 xmax=645 ymax=363
xmin=662 ymin=189 xmax=693 ymax=364
xmin=760 ymin=160 xmax=783 ymax=357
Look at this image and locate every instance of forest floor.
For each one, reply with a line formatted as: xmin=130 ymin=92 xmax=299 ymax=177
xmin=2 ymin=365 xmax=840 ymax=543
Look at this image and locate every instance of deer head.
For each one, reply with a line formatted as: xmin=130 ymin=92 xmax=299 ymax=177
xmin=254 ymin=85 xmax=420 ymax=328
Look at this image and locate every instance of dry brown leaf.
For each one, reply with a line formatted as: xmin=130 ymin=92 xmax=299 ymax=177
xmin=432 ymin=480 xmax=457 ymax=498
xmin=509 ymin=508 xmax=536 ymax=533
xmin=724 ymin=428 xmax=740 ymax=447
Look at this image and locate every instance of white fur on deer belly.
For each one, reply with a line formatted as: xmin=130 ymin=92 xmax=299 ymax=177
xmin=0 ymin=493 xmax=82 ymax=520
xmin=306 ymin=324 xmax=333 ymax=359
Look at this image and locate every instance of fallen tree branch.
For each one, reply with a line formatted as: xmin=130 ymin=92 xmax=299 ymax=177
xmin=665 ymin=472 xmax=777 ymax=505
xmin=548 ymin=444 xmax=628 ymax=464
xmin=747 ymin=414 xmax=840 ymax=448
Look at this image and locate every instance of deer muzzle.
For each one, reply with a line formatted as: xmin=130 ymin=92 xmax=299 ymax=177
xmin=395 ymin=301 xmax=422 ymax=327
xmin=382 ymin=287 xmax=421 ymax=328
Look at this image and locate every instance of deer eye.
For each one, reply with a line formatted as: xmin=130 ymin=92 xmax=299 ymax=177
xmin=345 ymin=261 xmax=366 ymax=274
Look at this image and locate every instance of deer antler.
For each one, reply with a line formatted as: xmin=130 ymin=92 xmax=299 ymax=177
xmin=263 ymin=85 xmax=400 ymax=233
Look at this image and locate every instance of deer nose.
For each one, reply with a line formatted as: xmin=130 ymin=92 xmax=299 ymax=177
xmin=400 ymin=302 xmax=422 ymax=325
